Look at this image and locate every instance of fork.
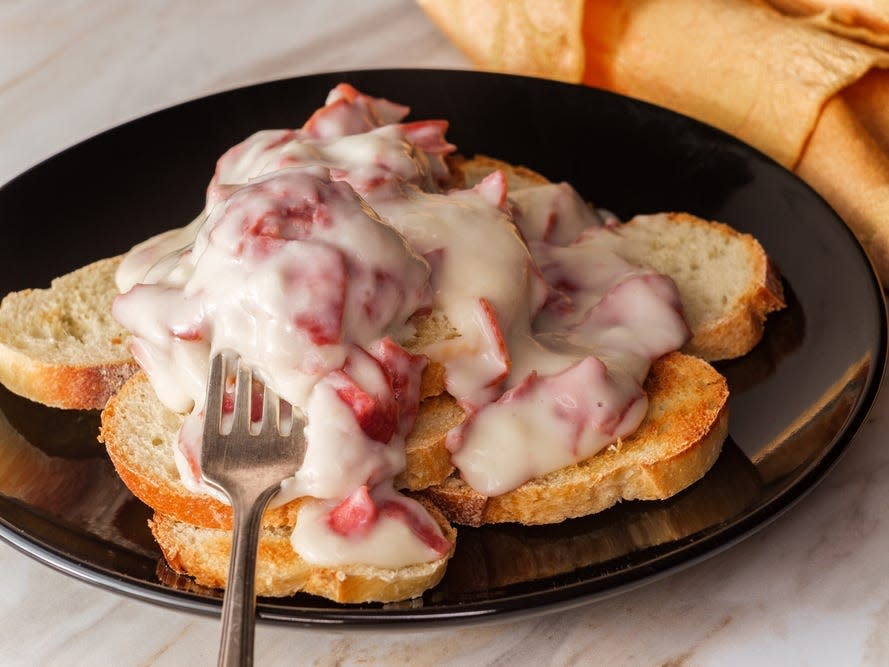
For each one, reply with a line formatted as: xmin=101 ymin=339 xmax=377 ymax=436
xmin=201 ymin=350 xmax=306 ymax=667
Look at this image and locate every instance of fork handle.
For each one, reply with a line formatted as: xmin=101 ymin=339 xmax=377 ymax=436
xmin=217 ymin=486 xmax=279 ymax=667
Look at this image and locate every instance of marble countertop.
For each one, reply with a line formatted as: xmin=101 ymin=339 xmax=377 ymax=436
xmin=2 ymin=2 xmax=888 ymax=665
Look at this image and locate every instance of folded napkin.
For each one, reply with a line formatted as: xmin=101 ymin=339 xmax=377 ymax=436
xmin=767 ymin=0 xmax=889 ymax=47
xmin=419 ymin=0 xmax=889 ymax=285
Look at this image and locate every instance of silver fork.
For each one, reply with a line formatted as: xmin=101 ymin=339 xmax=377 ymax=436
xmin=201 ymin=350 xmax=306 ymax=667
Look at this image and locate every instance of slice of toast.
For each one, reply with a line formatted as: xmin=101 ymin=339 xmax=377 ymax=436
xmin=0 ymin=257 xmax=138 ymax=409
xmin=455 ymin=156 xmax=785 ymax=361
xmin=437 ymin=441 xmax=760 ymax=592
xmin=98 ymin=370 xmax=462 ymax=530
xmin=420 ymin=351 xmax=728 ymax=527
xmin=149 ymin=499 xmax=457 ymax=603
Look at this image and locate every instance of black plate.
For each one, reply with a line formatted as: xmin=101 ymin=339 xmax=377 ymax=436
xmin=0 ymin=69 xmax=884 ymax=628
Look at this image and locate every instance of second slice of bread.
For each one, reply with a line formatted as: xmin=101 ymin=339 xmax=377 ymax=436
xmin=421 ymin=352 xmax=729 ymax=527
xmin=0 ymin=257 xmax=137 ymax=409
xmin=454 ymin=156 xmax=786 ymax=361
xmin=610 ymin=212 xmax=785 ymax=361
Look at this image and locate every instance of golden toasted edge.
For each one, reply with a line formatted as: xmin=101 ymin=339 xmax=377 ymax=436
xmin=0 ymin=348 xmax=138 ymax=410
xmin=395 ymin=393 xmax=462 ymax=490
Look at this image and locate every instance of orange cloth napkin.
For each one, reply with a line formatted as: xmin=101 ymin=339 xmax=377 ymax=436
xmin=419 ymin=0 xmax=889 ymax=285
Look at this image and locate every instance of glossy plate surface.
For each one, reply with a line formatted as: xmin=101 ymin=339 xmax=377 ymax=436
xmin=0 ymin=69 xmax=884 ymax=628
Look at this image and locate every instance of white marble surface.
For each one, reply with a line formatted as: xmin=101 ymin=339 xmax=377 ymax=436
xmin=1 ymin=2 xmax=888 ymax=665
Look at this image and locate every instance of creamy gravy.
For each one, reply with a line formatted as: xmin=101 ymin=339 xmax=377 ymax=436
xmin=113 ymin=83 xmax=689 ymax=566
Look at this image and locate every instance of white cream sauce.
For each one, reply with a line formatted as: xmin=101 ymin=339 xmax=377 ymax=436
xmin=113 ymin=83 xmax=689 ymax=567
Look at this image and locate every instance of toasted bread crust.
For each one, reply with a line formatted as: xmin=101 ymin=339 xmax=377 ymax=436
xmin=394 ymin=392 xmax=461 ymax=490
xmin=420 ymin=352 xmax=729 ymax=527
xmin=0 ymin=349 xmax=138 ymax=411
xmin=150 ymin=499 xmax=457 ymax=602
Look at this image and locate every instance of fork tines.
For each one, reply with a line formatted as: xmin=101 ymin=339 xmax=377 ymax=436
xmin=204 ymin=351 xmax=293 ymax=438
